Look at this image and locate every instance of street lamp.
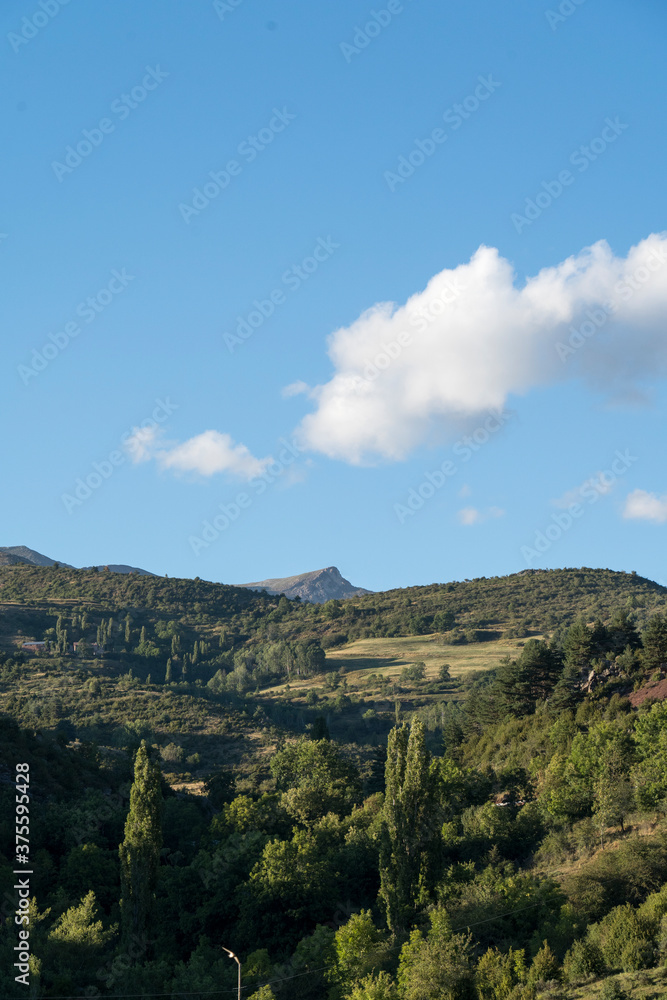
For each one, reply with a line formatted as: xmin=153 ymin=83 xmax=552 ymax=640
xmin=222 ymin=946 xmax=241 ymax=1000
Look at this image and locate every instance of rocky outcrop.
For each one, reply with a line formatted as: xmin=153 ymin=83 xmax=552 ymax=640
xmin=238 ymin=566 xmax=372 ymax=603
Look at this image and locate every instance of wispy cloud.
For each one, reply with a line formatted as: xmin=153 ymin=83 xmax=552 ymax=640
xmin=552 ymin=473 xmax=616 ymax=509
xmin=457 ymin=506 xmax=504 ymax=526
xmin=282 ymin=380 xmax=310 ymax=398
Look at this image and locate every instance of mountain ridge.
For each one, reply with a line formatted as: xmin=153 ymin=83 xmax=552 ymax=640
xmin=0 ymin=546 xmax=152 ymax=576
xmin=238 ymin=565 xmax=373 ymax=603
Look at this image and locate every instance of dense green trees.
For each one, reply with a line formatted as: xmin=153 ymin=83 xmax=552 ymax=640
xmin=397 ymin=909 xmax=475 ymax=1000
xmin=5 ymin=566 xmax=667 ymax=998
xmin=269 ymin=736 xmax=361 ymax=823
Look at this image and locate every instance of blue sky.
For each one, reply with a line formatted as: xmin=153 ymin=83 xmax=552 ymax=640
xmin=2 ymin=0 xmax=667 ymax=592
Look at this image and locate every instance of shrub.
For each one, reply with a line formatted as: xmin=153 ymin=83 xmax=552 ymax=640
xmin=588 ymin=904 xmax=655 ymax=972
xmin=161 ymin=742 xmax=184 ymax=763
xmin=562 ymin=939 xmax=604 ymax=984
xmin=527 ymin=941 xmax=560 ymax=987
xmin=599 ymin=977 xmax=629 ymax=1000
xmin=400 ymin=662 xmax=426 ymax=684
xmin=320 ymin=633 xmax=348 ymax=649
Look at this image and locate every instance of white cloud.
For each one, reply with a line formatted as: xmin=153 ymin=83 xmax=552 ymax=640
xmin=623 ymin=488 xmax=667 ymax=523
xmin=294 ymin=233 xmax=667 ymax=463
xmin=458 ymin=483 xmax=472 ymax=498
xmin=457 ymin=506 xmax=504 ymax=526
xmin=124 ymin=428 xmax=271 ymax=480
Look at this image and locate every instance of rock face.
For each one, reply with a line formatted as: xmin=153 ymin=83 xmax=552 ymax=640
xmin=238 ymin=566 xmax=372 ymax=603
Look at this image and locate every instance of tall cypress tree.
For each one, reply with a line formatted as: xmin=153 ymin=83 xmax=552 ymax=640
xmin=119 ymin=742 xmax=163 ymax=949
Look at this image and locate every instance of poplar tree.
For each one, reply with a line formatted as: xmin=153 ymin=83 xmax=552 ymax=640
xmin=379 ymin=720 xmax=439 ymax=935
xmin=119 ymin=742 xmax=163 ymax=948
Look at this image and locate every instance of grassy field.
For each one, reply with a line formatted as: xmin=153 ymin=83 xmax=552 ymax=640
xmin=326 ymin=633 xmax=535 ymax=683
xmin=259 ymin=633 xmax=535 ymax=704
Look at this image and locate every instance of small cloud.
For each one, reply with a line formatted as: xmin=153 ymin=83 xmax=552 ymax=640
xmin=124 ymin=428 xmax=271 ymax=481
xmin=623 ymin=488 xmax=667 ymax=523
xmin=552 ymin=472 xmax=615 ymax=509
xmin=457 ymin=506 xmax=504 ymax=526
xmin=458 ymin=507 xmax=480 ymax=525
xmin=282 ymin=380 xmax=310 ymax=398
xmin=458 ymin=483 xmax=472 ymax=498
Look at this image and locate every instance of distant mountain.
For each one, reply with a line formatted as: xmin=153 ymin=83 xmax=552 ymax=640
xmin=83 ymin=565 xmax=155 ymax=576
xmin=238 ymin=566 xmax=373 ymax=603
xmin=0 ymin=546 xmax=73 ymax=568
xmin=0 ymin=546 xmax=152 ymax=576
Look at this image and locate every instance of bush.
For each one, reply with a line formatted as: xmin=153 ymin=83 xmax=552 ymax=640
xmin=588 ymin=904 xmax=655 ymax=972
xmin=161 ymin=742 xmax=184 ymax=763
xmin=562 ymin=939 xmax=604 ymax=984
xmin=400 ymin=662 xmax=426 ymax=684
xmin=321 ymin=633 xmax=348 ymax=649
xmin=527 ymin=940 xmax=560 ymax=987
xmin=599 ymin=977 xmax=629 ymax=1000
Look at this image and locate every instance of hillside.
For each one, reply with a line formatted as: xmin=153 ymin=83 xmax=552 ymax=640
xmin=1 ymin=565 xmax=665 ymax=651
xmin=2 ymin=561 xmax=667 ymax=998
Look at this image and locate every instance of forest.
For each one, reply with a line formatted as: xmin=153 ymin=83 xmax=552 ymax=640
xmin=1 ymin=564 xmax=667 ymax=999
